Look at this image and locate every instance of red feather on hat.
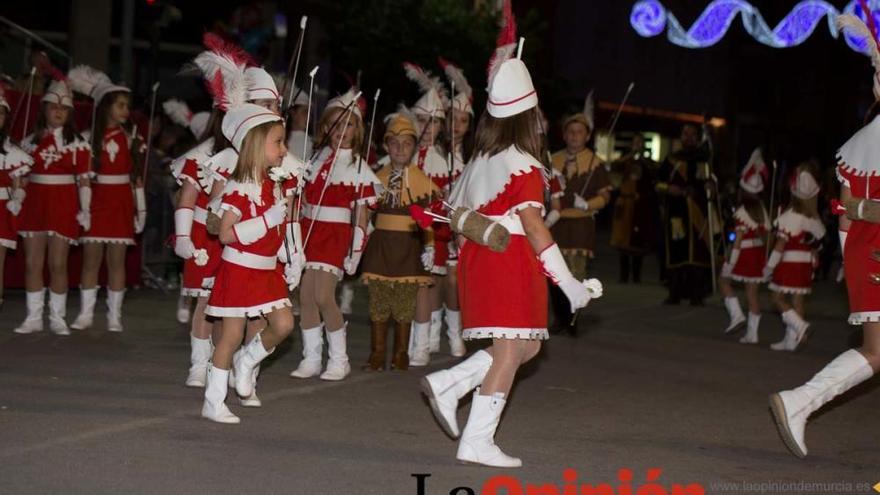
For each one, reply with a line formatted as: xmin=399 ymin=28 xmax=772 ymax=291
xmin=202 ymin=32 xmax=255 ymax=68
xmin=34 ymin=54 xmax=66 ymax=81
xmin=487 ymin=0 xmax=517 ymax=86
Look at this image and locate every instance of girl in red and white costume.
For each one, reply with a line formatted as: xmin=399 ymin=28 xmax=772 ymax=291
xmin=421 ymin=27 xmax=598 ymax=467
xmin=762 ymin=163 xmax=825 ymax=352
xmin=15 ymin=78 xmax=90 ymax=336
xmin=719 ymin=148 xmax=769 ymax=344
xmin=0 ymin=86 xmax=33 ymax=305
xmin=201 ymin=99 xmax=298 ymax=424
xmin=290 ymin=88 xmax=380 ymax=382
xmin=769 ymin=13 xmax=878 ymax=459
xmin=66 ymin=66 xmax=145 ymax=333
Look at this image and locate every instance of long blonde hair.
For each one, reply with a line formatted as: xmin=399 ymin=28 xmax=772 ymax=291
xmin=315 ymin=106 xmax=364 ymax=163
xmin=231 ymin=121 xmax=283 ymax=184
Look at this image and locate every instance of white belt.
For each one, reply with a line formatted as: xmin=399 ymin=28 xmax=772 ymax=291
xmin=782 ymin=251 xmax=812 ymax=263
xmin=94 ymin=174 xmax=130 ymax=185
xmin=740 ymin=239 xmax=764 ymax=249
xmin=486 ymin=214 xmax=526 ymax=236
xmin=302 ymin=204 xmax=351 ymax=224
xmin=221 ymin=246 xmax=277 ymax=270
xmin=193 ymin=206 xmax=209 ymax=225
xmin=29 ymin=174 xmax=75 ymax=185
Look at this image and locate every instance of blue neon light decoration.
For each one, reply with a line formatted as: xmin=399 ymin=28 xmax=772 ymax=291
xmin=630 ymin=0 xmax=880 ymax=54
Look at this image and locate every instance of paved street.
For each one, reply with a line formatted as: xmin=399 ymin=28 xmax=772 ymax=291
xmin=1 ymin=252 xmax=878 ymax=495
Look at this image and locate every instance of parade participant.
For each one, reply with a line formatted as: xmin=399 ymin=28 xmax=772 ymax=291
xmin=609 ymin=133 xmax=658 ymax=284
xmin=15 ymin=76 xmax=90 ymax=335
xmin=66 ymin=65 xmax=145 ymax=333
xmin=763 ymin=162 xmax=825 ymax=351
xmin=201 ymin=97 xmax=297 ymax=424
xmin=769 ymin=13 xmax=878 ymax=458
xmin=422 ymin=8 xmax=598 ymax=466
xmin=284 ymin=85 xmax=313 ymax=160
xmin=290 ymin=87 xmax=379 ymax=382
xmin=438 ymin=57 xmax=474 ymax=358
xmin=360 ymin=109 xmax=437 ymax=371
xmin=0 ymin=85 xmax=33 ymax=306
xmin=719 ymin=148 xmax=769 ymax=343
xmin=656 ymin=123 xmax=714 ymax=306
xmin=546 ymin=94 xmax=611 ymax=334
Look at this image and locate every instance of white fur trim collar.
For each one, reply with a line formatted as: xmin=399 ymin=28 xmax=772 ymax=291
xmin=306 ymin=147 xmax=380 ymax=187
xmin=837 ymin=114 xmax=880 ymax=176
xmin=733 ymin=206 xmax=769 ymax=231
xmin=449 ymin=146 xmax=543 ymax=211
xmin=775 ymin=209 xmax=825 ymax=239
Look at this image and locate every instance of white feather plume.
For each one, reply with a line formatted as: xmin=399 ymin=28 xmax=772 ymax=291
xmin=162 ymin=99 xmax=193 ymax=127
xmin=403 ymin=62 xmax=434 ymax=95
xmin=193 ymin=50 xmax=249 ymax=111
xmin=441 ymin=61 xmax=472 ymax=99
xmin=67 ymin=65 xmax=112 ymax=98
xmin=837 ymin=14 xmax=880 ymax=69
xmin=583 ymin=90 xmax=595 ymax=130
xmin=487 ymin=43 xmax=516 ymax=90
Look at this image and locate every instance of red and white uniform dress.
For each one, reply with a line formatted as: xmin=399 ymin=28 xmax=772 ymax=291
xmin=446 ymin=146 xmax=470 ymax=269
xmin=417 ymin=144 xmax=463 ymax=275
xmin=205 ymin=178 xmax=290 ymax=317
xmin=80 ymin=128 xmax=142 ymax=244
xmin=301 ymin=147 xmax=379 ymax=279
xmin=170 ymin=139 xmax=223 ymax=297
xmin=19 ymin=129 xmax=90 ymax=244
xmin=768 ymin=209 xmax=825 ymax=295
xmin=729 ymin=206 xmax=769 ymax=283
xmin=449 ymin=146 xmax=549 ymax=339
xmin=0 ymin=139 xmax=33 ymax=248
xmin=837 ymin=115 xmax=880 ymax=323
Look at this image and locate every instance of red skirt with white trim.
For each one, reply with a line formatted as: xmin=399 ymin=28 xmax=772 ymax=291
xmin=302 ymin=218 xmax=351 ymax=278
xmin=844 ymin=219 xmax=880 ymax=324
xmin=769 ymin=257 xmax=813 ymax=295
xmin=205 ymin=261 xmax=290 ymax=318
xmin=82 ymin=183 xmax=134 ymax=244
xmin=458 ymin=235 xmax=548 ymax=340
xmin=730 ymin=247 xmax=765 ymax=283
xmin=19 ymin=183 xmax=80 ymax=244
xmin=181 ymin=221 xmax=223 ymax=297
xmin=0 ymin=199 xmax=18 ymax=249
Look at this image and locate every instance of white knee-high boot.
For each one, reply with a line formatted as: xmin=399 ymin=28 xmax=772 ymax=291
xmin=428 ymin=309 xmax=443 ymax=353
xmin=186 ymin=335 xmax=213 ymax=387
xmin=48 ymin=291 xmax=70 ymax=335
xmin=71 ymin=287 xmax=98 ymax=330
xmin=421 ymin=350 xmax=493 ymax=438
xmin=14 ymin=289 xmax=45 ymax=334
xmin=456 ymin=390 xmax=522 ymax=468
xmin=106 ymin=289 xmax=125 ymax=332
xmin=409 ymin=321 xmax=431 ymax=367
xmin=321 ymin=324 xmax=350 ymax=381
xmin=769 ymin=349 xmax=873 ymax=458
xmin=290 ymin=324 xmax=324 ymax=378
xmin=723 ymin=296 xmax=746 ymax=333
xmin=233 ymin=332 xmax=272 ymax=397
xmin=201 ymin=366 xmax=240 ymax=424
xmin=444 ymin=308 xmax=466 ymax=357
xmin=739 ymin=312 xmax=760 ymax=344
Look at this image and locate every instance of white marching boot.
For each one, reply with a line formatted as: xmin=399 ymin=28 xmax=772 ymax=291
xmin=428 ymin=309 xmax=443 ymax=353
xmin=239 ymin=365 xmax=262 ymax=407
xmin=739 ymin=312 xmax=760 ymax=344
xmin=48 ymin=291 xmax=70 ymax=336
xmin=445 ymin=308 xmax=466 ymax=357
xmin=14 ymin=289 xmax=45 ymax=334
xmin=201 ymin=366 xmax=240 ymax=424
xmin=771 ymin=310 xmax=809 ymax=351
xmin=320 ymin=325 xmax=351 ymax=381
xmin=456 ymin=390 xmax=522 ymax=468
xmin=409 ymin=321 xmax=431 ymax=367
xmin=233 ymin=333 xmax=272 ymax=397
xmin=176 ymin=295 xmax=191 ymax=324
xmin=185 ymin=335 xmax=213 ymax=387
xmin=723 ymin=296 xmax=746 ymax=334
xmin=70 ymin=287 xmax=98 ymax=330
xmin=421 ymin=350 xmax=493 ymax=438
xmin=339 ymin=283 xmax=354 ymax=315
xmin=290 ymin=325 xmax=324 ymax=378
xmin=769 ymin=349 xmax=873 ymax=458
xmin=106 ymin=289 xmax=125 ymax=332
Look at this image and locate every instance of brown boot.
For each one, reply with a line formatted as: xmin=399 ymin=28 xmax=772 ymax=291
xmin=391 ymin=320 xmax=411 ymax=371
xmin=363 ymin=320 xmax=388 ymax=372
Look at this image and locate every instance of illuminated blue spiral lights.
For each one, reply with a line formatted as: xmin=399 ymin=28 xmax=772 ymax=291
xmin=630 ymin=0 xmax=880 ymax=54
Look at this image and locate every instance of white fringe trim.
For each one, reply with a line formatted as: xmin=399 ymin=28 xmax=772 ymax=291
xmin=0 ymin=238 xmax=16 ymax=249
xmin=730 ymin=274 xmax=765 ymax=284
xmin=462 ymin=327 xmax=549 ymax=340
xmin=768 ymin=282 xmax=811 ymax=295
xmin=205 ymin=298 xmax=291 ymax=318
xmin=848 ymin=311 xmax=880 ymax=325
xmin=305 ymin=262 xmax=343 ymax=280
xmin=181 ymin=287 xmax=211 ymax=297
xmin=80 ymin=236 xmax=136 ymax=245
xmin=18 ymin=230 xmax=79 ymax=245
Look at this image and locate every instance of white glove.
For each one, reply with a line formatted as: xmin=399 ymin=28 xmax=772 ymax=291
xmin=447 ymin=240 xmax=459 ymax=260
xmin=421 ymin=245 xmax=435 ymax=271
xmin=174 ymin=208 xmax=196 ymax=259
xmin=573 ymin=194 xmax=590 ymax=212
xmin=134 ymin=187 xmax=146 ymax=234
xmin=544 ymin=209 xmax=561 ymax=228
xmin=839 ymin=229 xmax=848 ymax=256
xmin=343 ymin=252 xmax=362 ymax=276
xmin=285 ymin=261 xmax=304 ymax=290
xmin=262 ymin=199 xmax=288 ymax=229
xmin=193 ymin=249 xmax=209 ymax=267
xmin=6 ymin=188 xmax=24 ymax=216
xmin=538 ymin=243 xmax=591 ymax=311
xmin=343 ymin=226 xmax=368 ymax=275
xmin=77 ymin=186 xmax=92 ymax=231
xmin=763 ymin=250 xmax=782 ymax=281
xmin=721 ymin=262 xmax=733 ymax=279
xmin=583 ymin=278 xmax=603 ymax=299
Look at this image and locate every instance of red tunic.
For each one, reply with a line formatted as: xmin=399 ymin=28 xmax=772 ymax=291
xmin=301 ymin=147 xmax=378 ymax=278
xmin=451 ymin=146 xmax=549 ymax=340
xmin=19 ymin=129 xmax=91 ymax=244
xmin=768 ymin=209 xmax=824 ymax=295
xmin=729 ymin=206 xmax=768 ymax=283
xmin=81 ymin=127 xmax=141 ymax=244
xmin=0 ymin=140 xmax=33 ymax=248
xmin=170 ymin=139 xmax=223 ymax=297
xmin=205 ymin=179 xmax=290 ymax=318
